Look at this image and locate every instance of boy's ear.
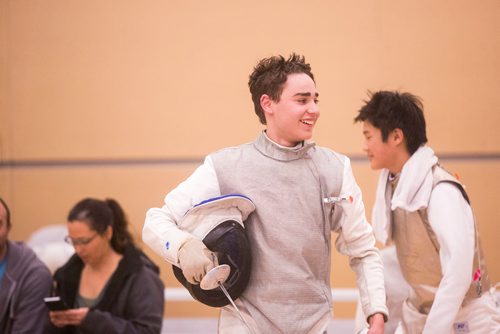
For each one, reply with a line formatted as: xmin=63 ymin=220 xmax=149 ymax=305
xmin=392 ymin=128 xmax=405 ymax=145
xmin=260 ymin=94 xmax=273 ymax=114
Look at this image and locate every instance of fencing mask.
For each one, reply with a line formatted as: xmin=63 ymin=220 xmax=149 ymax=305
xmin=172 ymin=194 xmax=255 ymax=307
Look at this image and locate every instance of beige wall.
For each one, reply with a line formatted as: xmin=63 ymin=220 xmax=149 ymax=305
xmin=1 ymin=0 xmax=499 ymax=319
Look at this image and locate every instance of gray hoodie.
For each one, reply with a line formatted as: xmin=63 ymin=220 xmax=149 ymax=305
xmin=0 ymin=240 xmax=52 ymax=334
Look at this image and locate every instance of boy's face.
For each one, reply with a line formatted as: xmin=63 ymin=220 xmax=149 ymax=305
xmin=264 ymin=73 xmax=319 ymax=147
xmin=362 ymin=121 xmax=401 ymax=172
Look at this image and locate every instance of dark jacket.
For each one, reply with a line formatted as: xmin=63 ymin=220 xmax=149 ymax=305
xmin=47 ymin=244 xmax=164 ymax=334
xmin=0 ymin=241 xmax=52 ymax=334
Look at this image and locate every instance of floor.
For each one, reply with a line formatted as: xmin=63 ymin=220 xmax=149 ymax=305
xmin=162 ymin=318 xmax=355 ymax=333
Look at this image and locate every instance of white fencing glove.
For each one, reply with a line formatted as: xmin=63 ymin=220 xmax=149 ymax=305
xmin=178 ymin=237 xmax=218 ymax=284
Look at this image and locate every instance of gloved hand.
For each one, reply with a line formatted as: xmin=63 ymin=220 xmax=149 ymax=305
xmin=178 ymin=237 xmax=218 ymax=285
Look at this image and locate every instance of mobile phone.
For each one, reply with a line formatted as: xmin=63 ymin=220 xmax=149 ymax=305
xmin=44 ymin=296 xmax=70 ymax=311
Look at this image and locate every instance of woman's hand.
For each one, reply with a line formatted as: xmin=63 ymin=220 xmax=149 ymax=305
xmin=49 ymin=307 xmax=90 ymax=328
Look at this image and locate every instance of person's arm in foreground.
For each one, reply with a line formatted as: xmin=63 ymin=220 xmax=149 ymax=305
xmin=334 ymin=156 xmax=387 ymax=334
xmin=422 ymin=183 xmax=475 ymax=334
xmin=142 ymin=156 xmax=221 ymax=284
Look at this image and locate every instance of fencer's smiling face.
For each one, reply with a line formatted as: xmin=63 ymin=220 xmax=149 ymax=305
xmin=263 ymin=73 xmax=319 ymax=147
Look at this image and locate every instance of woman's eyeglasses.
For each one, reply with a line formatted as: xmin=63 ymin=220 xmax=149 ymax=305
xmin=64 ymin=233 xmax=98 ymax=246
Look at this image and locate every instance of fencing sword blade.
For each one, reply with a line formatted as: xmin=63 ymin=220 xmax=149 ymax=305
xmin=218 ymin=282 xmax=240 ymax=313
xmin=218 ymin=281 xmax=255 ymax=334
xmin=200 ymin=265 xmax=255 ymax=334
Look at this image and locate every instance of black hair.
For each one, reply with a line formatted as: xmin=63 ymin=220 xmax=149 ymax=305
xmin=67 ymin=198 xmax=134 ymax=253
xmin=354 ymin=90 xmax=428 ymax=154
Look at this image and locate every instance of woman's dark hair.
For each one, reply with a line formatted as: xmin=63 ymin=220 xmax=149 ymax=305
xmin=0 ymin=197 xmax=11 ymax=228
xmin=354 ymin=90 xmax=428 ymax=154
xmin=67 ymin=198 xmax=134 ymax=253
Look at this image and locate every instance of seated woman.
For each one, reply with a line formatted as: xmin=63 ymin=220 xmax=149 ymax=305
xmin=46 ymin=198 xmax=164 ymax=334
